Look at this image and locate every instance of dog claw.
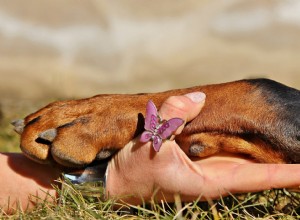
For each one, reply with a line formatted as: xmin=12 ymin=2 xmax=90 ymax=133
xmin=38 ymin=128 xmax=57 ymax=142
xmin=96 ymin=149 xmax=117 ymax=160
xmin=189 ymin=144 xmax=205 ymax=156
xmin=11 ymin=119 xmax=25 ymax=134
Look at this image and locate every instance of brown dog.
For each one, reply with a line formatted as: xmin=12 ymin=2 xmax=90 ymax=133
xmin=12 ymin=78 xmax=300 ymax=167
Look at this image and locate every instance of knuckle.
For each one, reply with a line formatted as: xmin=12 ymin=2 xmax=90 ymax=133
xmin=165 ymin=96 xmax=191 ymax=111
xmin=162 ymin=95 xmax=192 ymax=119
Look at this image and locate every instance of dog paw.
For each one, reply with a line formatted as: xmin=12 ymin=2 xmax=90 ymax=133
xmin=17 ymin=95 xmax=151 ymax=167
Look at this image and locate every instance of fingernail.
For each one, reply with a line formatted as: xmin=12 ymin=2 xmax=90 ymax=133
xmin=185 ymin=92 xmax=206 ymax=103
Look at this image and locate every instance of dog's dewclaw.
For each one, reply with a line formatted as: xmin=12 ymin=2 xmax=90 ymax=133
xmin=189 ymin=144 xmax=205 ymax=156
xmin=11 ymin=119 xmax=25 ymax=134
xmin=38 ymin=128 xmax=57 ymax=142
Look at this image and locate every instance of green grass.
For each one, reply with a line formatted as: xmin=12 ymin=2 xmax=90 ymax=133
xmin=0 ymin=117 xmax=20 ymax=153
xmin=1 ymin=180 xmax=299 ymax=219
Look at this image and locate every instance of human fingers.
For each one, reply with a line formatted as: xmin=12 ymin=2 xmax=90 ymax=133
xmin=159 ymin=92 xmax=206 ymax=134
xmin=198 ymin=161 xmax=300 ymax=199
xmin=107 ymin=140 xmax=206 ymax=204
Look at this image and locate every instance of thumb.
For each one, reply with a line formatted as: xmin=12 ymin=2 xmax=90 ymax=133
xmin=159 ymin=92 xmax=206 ymax=134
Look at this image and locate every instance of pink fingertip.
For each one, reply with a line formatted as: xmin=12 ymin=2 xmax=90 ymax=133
xmin=185 ymin=92 xmax=206 ymax=103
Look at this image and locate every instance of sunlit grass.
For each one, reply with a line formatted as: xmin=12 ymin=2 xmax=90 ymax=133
xmin=1 ymin=179 xmax=299 ymax=219
xmin=0 ymin=117 xmax=21 ymax=152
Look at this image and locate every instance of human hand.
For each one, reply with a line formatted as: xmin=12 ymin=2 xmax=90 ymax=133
xmin=106 ymin=92 xmax=300 ymax=204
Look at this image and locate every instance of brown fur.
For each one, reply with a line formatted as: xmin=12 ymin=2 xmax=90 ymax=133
xmin=19 ymin=79 xmax=300 ymax=167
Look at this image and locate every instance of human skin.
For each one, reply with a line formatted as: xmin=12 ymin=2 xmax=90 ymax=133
xmin=0 ymin=153 xmax=61 ymax=213
xmin=1 ymin=92 xmax=300 ymax=212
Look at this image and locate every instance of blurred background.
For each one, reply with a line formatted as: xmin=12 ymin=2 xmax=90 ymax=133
xmin=1 ymin=0 xmax=300 ymax=151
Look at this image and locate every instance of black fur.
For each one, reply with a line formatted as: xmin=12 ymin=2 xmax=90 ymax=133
xmin=247 ymin=78 xmax=300 ymax=163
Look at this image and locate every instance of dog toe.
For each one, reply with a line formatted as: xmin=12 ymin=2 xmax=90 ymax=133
xmin=50 ymin=119 xmax=100 ymax=167
xmin=20 ymin=128 xmax=51 ymax=163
